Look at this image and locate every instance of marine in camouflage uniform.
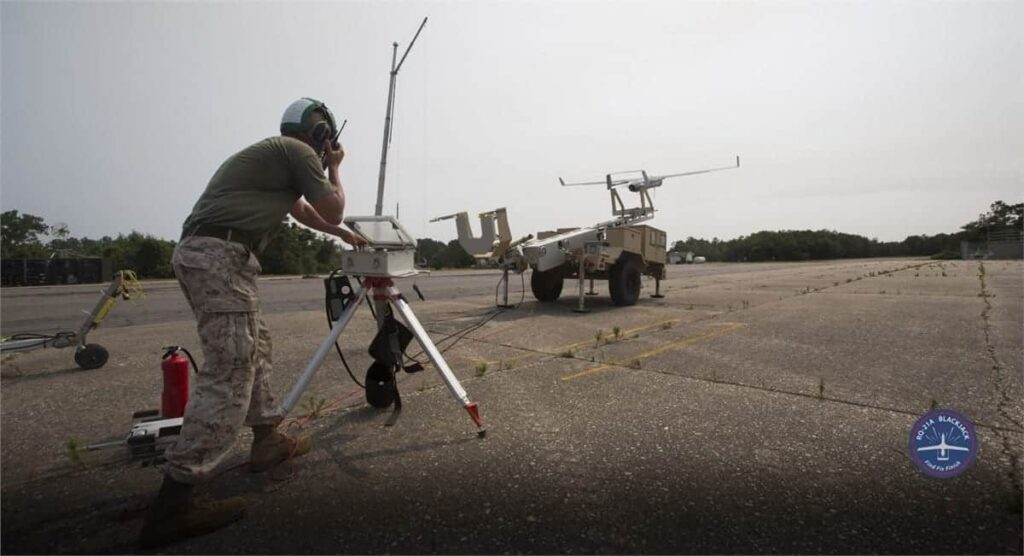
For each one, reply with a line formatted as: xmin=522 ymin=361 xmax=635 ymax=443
xmin=141 ymin=98 xmax=365 ymax=548
xmin=163 ymin=236 xmax=279 ymax=483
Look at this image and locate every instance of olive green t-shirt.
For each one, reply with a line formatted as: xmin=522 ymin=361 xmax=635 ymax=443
xmin=182 ymin=136 xmax=333 ymax=241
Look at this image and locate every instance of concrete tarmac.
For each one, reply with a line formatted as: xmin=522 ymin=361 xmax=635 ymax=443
xmin=1 ymin=259 xmax=1021 ymax=554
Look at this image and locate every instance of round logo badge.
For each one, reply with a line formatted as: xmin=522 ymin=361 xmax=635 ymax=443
xmin=908 ymin=408 xmax=977 ymax=478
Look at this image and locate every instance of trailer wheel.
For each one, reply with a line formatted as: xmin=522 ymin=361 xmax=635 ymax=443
xmin=75 ymin=343 xmax=109 ymax=370
xmin=530 ymin=268 xmax=564 ymax=302
xmin=609 ymin=257 xmax=642 ymax=306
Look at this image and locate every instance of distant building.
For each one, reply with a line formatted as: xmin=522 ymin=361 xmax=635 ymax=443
xmin=961 ymin=229 xmax=1023 ymax=260
xmin=667 ymin=251 xmax=696 ymax=264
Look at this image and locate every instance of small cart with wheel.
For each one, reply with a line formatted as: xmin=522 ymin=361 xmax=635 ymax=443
xmin=0 ymin=270 xmax=143 ymax=369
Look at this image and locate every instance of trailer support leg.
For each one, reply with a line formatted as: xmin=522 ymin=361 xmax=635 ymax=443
xmin=651 ymin=277 xmax=665 ymax=298
xmin=586 ymin=278 xmax=598 ymax=296
xmin=573 ymin=257 xmax=589 ymax=313
xmin=497 ymin=267 xmax=514 ymax=309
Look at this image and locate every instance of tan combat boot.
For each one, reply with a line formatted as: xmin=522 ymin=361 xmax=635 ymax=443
xmin=138 ymin=475 xmax=247 ymax=549
xmin=250 ymin=425 xmax=312 ymax=473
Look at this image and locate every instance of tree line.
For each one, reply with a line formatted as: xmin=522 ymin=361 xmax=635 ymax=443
xmin=1 ymin=200 xmax=1018 ymax=279
xmin=0 ymin=210 xmax=475 ymax=279
xmin=671 ymin=200 xmax=1021 ymax=262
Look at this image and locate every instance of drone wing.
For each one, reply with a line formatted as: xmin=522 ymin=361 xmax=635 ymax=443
xmin=559 ymin=177 xmax=611 ymax=187
xmin=657 ymin=156 xmax=741 ymax=180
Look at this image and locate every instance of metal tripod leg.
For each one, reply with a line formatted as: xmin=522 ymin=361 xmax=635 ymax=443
xmin=386 ymin=286 xmax=485 ymax=435
xmin=280 ymin=283 xmax=366 ymax=415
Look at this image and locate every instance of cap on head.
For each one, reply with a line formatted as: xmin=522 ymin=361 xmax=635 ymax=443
xmin=280 ymin=97 xmax=337 ymax=141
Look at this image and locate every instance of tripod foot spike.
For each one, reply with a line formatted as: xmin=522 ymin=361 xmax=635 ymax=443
xmin=465 ymin=401 xmax=484 ymax=431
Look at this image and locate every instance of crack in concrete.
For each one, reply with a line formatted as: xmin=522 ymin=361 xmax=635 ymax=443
xmin=976 ymin=260 xmax=1023 ymax=503
xmin=439 ymin=261 xmax=1024 ymax=435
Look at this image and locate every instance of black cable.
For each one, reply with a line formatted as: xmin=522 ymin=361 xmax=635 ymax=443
xmin=405 ymin=306 xmax=504 ymax=362
xmin=326 ymin=269 xmax=364 ymax=389
xmin=322 ymin=267 xmax=506 ymax=380
xmin=492 ymin=269 xmax=527 ymax=309
xmin=161 ymin=346 xmax=200 ymax=374
xmin=179 ymin=348 xmax=200 ymax=374
xmin=6 ymin=331 xmax=75 ymax=341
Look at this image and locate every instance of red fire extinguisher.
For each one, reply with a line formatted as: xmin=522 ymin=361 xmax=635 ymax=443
xmin=160 ymin=346 xmax=194 ymax=418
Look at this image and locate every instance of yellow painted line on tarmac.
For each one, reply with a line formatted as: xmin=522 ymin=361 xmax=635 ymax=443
xmin=560 ymin=322 xmax=747 ymax=381
xmin=469 ymin=318 xmax=683 ymax=369
xmin=547 ymin=318 xmax=682 ymax=354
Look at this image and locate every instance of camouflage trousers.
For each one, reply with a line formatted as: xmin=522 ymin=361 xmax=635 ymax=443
xmin=164 ymin=236 xmax=281 ymax=484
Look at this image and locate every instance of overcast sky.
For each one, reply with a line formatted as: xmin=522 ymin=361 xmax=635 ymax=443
xmin=2 ymin=1 xmax=1021 ymax=246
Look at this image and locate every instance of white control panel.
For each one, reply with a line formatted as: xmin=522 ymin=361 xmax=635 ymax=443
xmin=341 ymin=249 xmax=419 ymax=277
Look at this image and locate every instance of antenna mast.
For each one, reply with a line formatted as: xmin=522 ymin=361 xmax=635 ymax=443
xmin=374 ymin=17 xmax=428 ymax=217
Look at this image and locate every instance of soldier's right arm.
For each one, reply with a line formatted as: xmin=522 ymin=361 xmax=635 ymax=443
xmin=289 ymin=138 xmax=345 ymax=225
xmin=312 ymin=141 xmax=346 ymax=225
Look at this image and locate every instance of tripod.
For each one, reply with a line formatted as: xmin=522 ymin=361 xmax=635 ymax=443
xmin=280 ymin=275 xmax=485 ymax=436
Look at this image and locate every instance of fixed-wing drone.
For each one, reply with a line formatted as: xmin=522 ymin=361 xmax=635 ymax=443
xmin=434 ymin=156 xmax=740 ymax=312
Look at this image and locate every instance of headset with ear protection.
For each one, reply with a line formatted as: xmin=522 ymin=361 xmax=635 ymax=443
xmin=280 ymin=98 xmax=340 ymax=167
xmin=310 ymin=113 xmax=333 ymax=145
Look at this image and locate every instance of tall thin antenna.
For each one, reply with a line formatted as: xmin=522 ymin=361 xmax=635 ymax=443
xmin=375 ymin=17 xmax=428 ymax=217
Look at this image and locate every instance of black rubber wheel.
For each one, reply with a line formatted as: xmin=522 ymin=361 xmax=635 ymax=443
xmin=74 ymin=343 xmax=109 ymax=370
xmin=365 ymin=362 xmax=395 ymax=408
xmin=530 ymin=267 xmax=564 ymax=302
xmin=609 ymin=257 xmax=642 ymax=306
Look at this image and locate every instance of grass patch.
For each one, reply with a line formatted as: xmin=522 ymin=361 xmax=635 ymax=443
xmin=65 ymin=438 xmax=87 ymax=469
xmin=301 ymin=396 xmax=327 ymax=420
xmin=474 ymin=361 xmax=488 ymax=377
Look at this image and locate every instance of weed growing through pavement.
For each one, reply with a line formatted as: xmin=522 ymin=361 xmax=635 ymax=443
xmin=594 ymin=330 xmax=604 ymax=347
xmin=742 ymin=300 xmax=750 ymax=309
xmin=661 ymin=321 xmax=673 ymax=330
xmin=613 ymin=326 xmax=622 ymax=340
xmin=559 ymin=349 xmax=574 ymax=358
xmin=818 ymin=378 xmax=825 ymax=399
xmin=65 ymin=438 xmax=86 ymax=469
xmin=630 ymin=359 xmax=642 ymax=369
xmin=929 ymin=399 xmax=938 ymax=410
xmin=475 ymin=362 xmax=488 ymax=377
xmin=301 ymin=396 xmax=327 ymax=419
